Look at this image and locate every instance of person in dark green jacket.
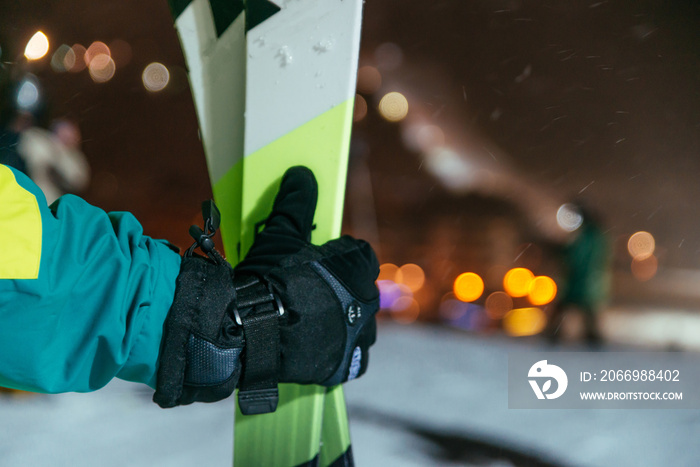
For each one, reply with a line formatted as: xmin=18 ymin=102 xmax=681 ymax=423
xmin=546 ymin=203 xmax=612 ymax=345
xmin=0 ymin=163 xmax=379 ymax=412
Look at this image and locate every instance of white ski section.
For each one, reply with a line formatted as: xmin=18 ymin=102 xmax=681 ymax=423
xmin=176 ymin=1 xmax=246 ymax=185
xmin=243 ymin=0 xmax=362 ymax=157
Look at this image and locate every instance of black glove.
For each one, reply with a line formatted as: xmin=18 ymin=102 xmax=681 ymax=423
xmin=153 ymin=167 xmax=380 ymax=414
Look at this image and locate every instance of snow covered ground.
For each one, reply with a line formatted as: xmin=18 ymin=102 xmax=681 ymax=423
xmin=2 ymin=321 xmax=700 ymax=466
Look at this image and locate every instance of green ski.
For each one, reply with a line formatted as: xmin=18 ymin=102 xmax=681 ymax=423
xmin=168 ymin=0 xmax=364 ymax=465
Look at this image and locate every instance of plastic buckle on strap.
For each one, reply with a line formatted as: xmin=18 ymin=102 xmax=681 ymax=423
xmin=238 ymin=388 xmax=279 ymax=415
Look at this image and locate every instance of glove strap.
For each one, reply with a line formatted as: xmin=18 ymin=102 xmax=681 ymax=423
xmin=235 ymin=275 xmax=284 ymax=415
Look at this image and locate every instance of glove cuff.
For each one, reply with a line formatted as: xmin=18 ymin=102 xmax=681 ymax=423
xmin=153 ymin=252 xmax=241 ymax=408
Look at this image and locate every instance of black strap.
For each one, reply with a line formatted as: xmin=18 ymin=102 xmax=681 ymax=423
xmin=236 ymin=277 xmax=282 ymax=415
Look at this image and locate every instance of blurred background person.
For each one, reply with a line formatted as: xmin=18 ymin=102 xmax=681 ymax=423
xmin=18 ymin=116 xmax=90 ymax=204
xmin=546 ymin=203 xmax=612 ymax=345
xmin=1 ymin=67 xmax=90 ymax=205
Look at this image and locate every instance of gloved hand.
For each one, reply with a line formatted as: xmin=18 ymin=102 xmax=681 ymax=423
xmin=153 ymin=167 xmax=380 ymax=414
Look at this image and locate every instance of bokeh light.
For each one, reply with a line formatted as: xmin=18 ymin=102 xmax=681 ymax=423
xmin=453 ymin=272 xmax=484 ymax=302
xmin=353 ymin=94 xmax=367 ymax=122
xmin=85 ymin=41 xmax=111 ymax=66
xmin=50 ymin=44 xmax=73 ymax=72
xmin=528 ymin=276 xmax=557 ymax=306
xmin=378 ymin=91 xmax=408 ymax=122
xmin=88 ymin=54 xmax=116 ymax=83
xmin=69 ymin=44 xmax=87 ymax=72
xmin=378 ymin=280 xmax=403 ymax=309
xmin=16 ymin=76 xmax=40 ymax=111
xmin=390 ymin=292 xmax=415 ymax=311
xmin=631 ymin=255 xmax=658 ymax=281
xmin=485 ymin=291 xmax=513 ymax=319
xmin=503 ymin=307 xmax=547 ymax=336
xmin=556 ymin=203 xmax=583 ymax=232
xmin=399 ymin=263 xmax=425 ymax=292
xmin=142 ymin=62 xmax=170 ymax=92
xmin=356 ymin=65 xmax=382 ymax=94
xmin=503 ymin=267 xmax=534 ymax=298
xmin=627 ymin=231 xmax=655 ymax=260
xmin=390 ymin=296 xmax=420 ymax=324
xmin=378 ymin=263 xmax=400 ymax=282
xmin=24 ymin=31 xmax=49 ymax=60
xmin=377 ymin=272 xmax=414 ymax=317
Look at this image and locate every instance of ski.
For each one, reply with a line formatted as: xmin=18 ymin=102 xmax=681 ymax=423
xmin=168 ymin=1 xmax=364 ymax=465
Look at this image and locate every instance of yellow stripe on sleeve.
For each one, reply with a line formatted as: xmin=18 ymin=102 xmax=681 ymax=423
xmin=0 ymin=165 xmax=42 ymax=279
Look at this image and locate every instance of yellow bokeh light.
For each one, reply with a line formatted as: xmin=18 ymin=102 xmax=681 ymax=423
xmin=378 ymin=91 xmax=409 ymax=122
xmin=631 ymin=255 xmax=658 ymax=282
xmin=142 ymin=62 xmax=170 ymax=92
xmin=399 ymin=263 xmax=425 ymax=292
xmin=485 ymin=291 xmax=513 ymax=319
xmin=627 ymin=231 xmax=655 ymax=260
xmin=528 ymin=276 xmax=557 ymax=306
xmin=503 ymin=307 xmax=547 ymax=336
xmin=503 ymin=267 xmax=534 ymax=298
xmin=25 ymin=31 xmax=50 ymax=60
xmin=88 ymin=54 xmax=116 ymax=83
xmin=453 ymin=272 xmax=484 ymax=302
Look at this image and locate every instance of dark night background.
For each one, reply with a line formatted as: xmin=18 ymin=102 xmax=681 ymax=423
xmin=1 ymin=0 xmax=699 ymax=304
xmin=3 ymin=2 xmax=700 ymax=466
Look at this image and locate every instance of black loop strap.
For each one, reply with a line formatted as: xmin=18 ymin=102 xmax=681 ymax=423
xmin=236 ymin=278 xmax=283 ymax=415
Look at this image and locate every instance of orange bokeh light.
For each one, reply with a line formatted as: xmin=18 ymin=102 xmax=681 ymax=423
xmin=378 ymin=263 xmax=400 ymax=282
xmin=627 ymin=231 xmax=655 ymax=260
xmin=503 ymin=267 xmax=534 ymax=298
xmin=453 ymin=272 xmax=484 ymax=302
xmin=528 ymin=276 xmax=558 ymax=306
xmin=399 ymin=263 xmax=425 ymax=292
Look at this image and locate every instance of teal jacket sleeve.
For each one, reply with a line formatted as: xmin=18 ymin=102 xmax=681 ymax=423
xmin=0 ymin=164 xmax=182 ymax=393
